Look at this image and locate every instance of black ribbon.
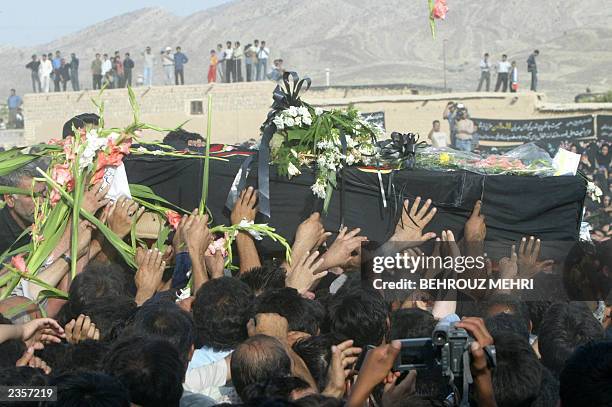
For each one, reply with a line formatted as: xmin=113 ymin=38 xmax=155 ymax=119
xmin=257 ymin=72 xmax=311 ymax=218
xmin=380 ymin=132 xmax=427 ymax=169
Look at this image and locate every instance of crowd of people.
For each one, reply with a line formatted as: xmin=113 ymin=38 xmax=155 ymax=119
xmin=476 ymin=50 xmax=539 ymax=93
xmin=0 ymin=114 xmax=610 ymax=406
xmin=22 ymin=40 xmax=278 ymax=94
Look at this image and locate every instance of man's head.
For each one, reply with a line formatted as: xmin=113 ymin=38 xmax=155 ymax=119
xmin=501 ymin=54 xmax=508 ymax=61
xmin=10 ymin=88 xmax=15 ymax=96
xmin=325 ymin=288 xmax=389 ymax=347
xmin=292 ymin=334 xmax=344 ymax=391
xmin=51 ymin=371 xmax=130 ymax=407
xmin=47 ymin=53 xmax=52 ymax=58
xmin=538 ymin=302 xmax=604 ymax=376
xmin=217 ymin=43 xmax=223 ymax=50
xmin=511 ymin=61 xmax=516 ymax=67
xmin=484 ymin=52 xmax=489 ymax=59
xmin=231 ymin=334 xmax=292 ymax=402
xmin=235 ymin=41 xmax=241 ymax=47
xmin=176 ymin=46 xmax=181 ymax=52
xmin=103 ymin=53 xmax=108 ymax=59
xmin=262 ymin=41 xmax=267 ymax=47
xmin=0 ymin=158 xmax=50 ymax=227
xmin=238 ymin=265 xmax=286 ymax=295
xmin=560 ymin=340 xmax=612 ymax=407
xmin=114 ymin=50 xmax=119 ymax=57
xmin=42 ymin=54 xmax=47 ymax=60
xmin=145 ymin=46 xmax=151 ymax=53
xmin=432 ymin=120 xmax=441 ymax=132
xmin=390 ymin=308 xmax=436 ymax=340
xmin=255 ymin=288 xmax=324 ymax=336
xmin=192 ymin=277 xmax=254 ymax=351
xmin=70 ymin=53 xmax=75 ymax=58
xmin=103 ymin=336 xmax=185 ymax=407
xmin=482 ymin=293 xmax=531 ymax=333
xmin=162 ymin=129 xmax=205 ymax=150
xmin=31 ymin=54 xmax=37 ymax=60
xmin=226 ymin=41 xmax=232 ymax=48
xmin=55 ymin=50 xmax=60 ymax=57
xmin=125 ymin=302 xmax=195 ymax=366
xmin=534 ymin=50 xmax=540 ymax=56
xmin=62 ymin=112 xmax=100 ymax=139
xmin=95 ymin=53 xmax=100 ymax=59
xmin=125 ymin=52 xmax=130 ymax=58
xmin=254 ymin=39 xmax=260 ymax=46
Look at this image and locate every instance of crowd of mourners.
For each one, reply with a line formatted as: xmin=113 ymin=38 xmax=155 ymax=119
xmin=0 ymin=115 xmax=610 ymax=407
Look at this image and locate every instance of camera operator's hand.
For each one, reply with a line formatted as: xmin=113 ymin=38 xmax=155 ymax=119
xmin=382 ymin=370 xmax=417 ymax=407
xmin=469 ymin=341 xmax=497 ymax=407
xmin=347 ymin=341 xmax=402 ymax=407
xmin=455 ymin=317 xmax=493 ymax=348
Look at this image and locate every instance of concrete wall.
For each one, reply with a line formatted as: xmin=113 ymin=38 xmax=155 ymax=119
xmin=21 ymin=82 xmax=612 ymax=147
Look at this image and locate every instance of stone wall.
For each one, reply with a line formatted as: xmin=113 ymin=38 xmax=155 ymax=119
xmin=21 ymin=82 xmax=612 ymax=147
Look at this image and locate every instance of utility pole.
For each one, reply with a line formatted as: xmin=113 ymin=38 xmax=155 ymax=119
xmin=443 ymin=39 xmax=448 ymax=90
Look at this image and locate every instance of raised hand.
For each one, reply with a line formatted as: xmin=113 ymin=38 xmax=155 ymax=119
xmin=82 ymin=181 xmax=110 ymax=214
xmin=286 ymin=250 xmax=327 ymax=294
xmin=182 ymin=211 xmax=211 ymax=258
xmin=292 ymin=212 xmax=331 ymax=260
xmin=16 ymin=347 xmax=52 ymax=375
xmin=21 ymin=318 xmax=65 ymax=348
xmin=231 ymin=186 xmax=258 ymax=225
xmin=390 ymin=197 xmax=437 ymax=247
xmin=204 ymin=250 xmax=225 ymax=280
xmin=64 ymin=314 xmax=100 ymax=344
xmin=464 ymin=200 xmax=486 ymax=242
xmin=134 ymin=247 xmax=166 ymax=305
xmin=320 ymin=227 xmax=367 ymax=271
xmin=105 ymin=197 xmax=145 ymax=238
xmin=517 ymin=236 xmax=554 ymax=277
xmin=382 ymin=370 xmax=417 ymax=407
xmin=323 ymin=339 xmax=362 ymax=398
xmin=498 ymin=244 xmax=518 ymax=280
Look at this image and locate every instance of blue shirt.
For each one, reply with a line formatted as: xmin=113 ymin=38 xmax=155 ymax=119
xmin=7 ymin=95 xmax=22 ymax=109
xmin=174 ymin=52 xmax=189 ymax=70
xmin=52 ymin=57 xmax=61 ymax=70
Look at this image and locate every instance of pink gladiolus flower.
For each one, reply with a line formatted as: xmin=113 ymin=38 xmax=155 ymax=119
xmin=91 ymin=137 xmax=132 ymax=185
xmin=166 ymin=210 xmax=182 ymax=230
xmin=432 ymin=0 xmax=448 ymax=19
xmin=207 ymin=234 xmax=228 ymax=258
xmin=11 ymin=254 xmax=27 ymax=273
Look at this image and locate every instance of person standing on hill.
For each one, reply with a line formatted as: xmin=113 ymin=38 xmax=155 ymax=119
xmin=216 ymin=43 xmax=225 ymax=83
xmin=476 ymin=53 xmax=491 ymax=92
xmin=527 ymin=49 xmax=539 ymax=91
xmin=224 ymin=41 xmax=234 ymax=83
xmin=161 ymin=47 xmax=175 ymax=85
xmin=39 ymin=54 xmax=53 ymax=93
xmin=91 ymin=53 xmax=103 ymax=90
xmin=233 ymin=41 xmax=244 ymax=82
xmin=114 ymin=55 xmax=125 ymax=88
xmin=123 ymin=53 xmax=134 ymax=87
xmin=58 ymin=58 xmax=71 ymax=91
xmin=173 ymin=46 xmax=188 ymax=85
xmin=142 ymin=46 xmax=155 ymax=86
xmin=69 ymin=53 xmax=80 ymax=91
xmin=7 ymin=89 xmax=22 ymax=128
xmin=25 ymin=55 xmax=41 ymax=93
xmin=208 ymin=50 xmax=218 ymax=83
xmin=52 ymin=51 xmax=62 ymax=92
xmin=494 ymin=54 xmax=511 ymax=92
xmin=256 ymin=41 xmax=270 ymax=81
xmin=244 ymin=43 xmax=255 ymax=82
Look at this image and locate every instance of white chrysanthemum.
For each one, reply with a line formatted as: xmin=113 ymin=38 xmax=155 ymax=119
xmin=137 ymin=146 xmax=148 ymax=153
xmin=284 ymin=117 xmax=296 ymax=127
xmin=346 ymin=153 xmax=356 ymax=166
xmin=345 ymin=135 xmax=357 ymax=148
xmin=294 ymin=116 xmax=302 ymax=127
xmin=314 ymin=107 xmax=323 ymax=115
xmin=273 ymin=116 xmax=285 ymax=130
xmin=297 ymin=106 xmax=309 ymax=117
xmin=311 ymin=180 xmax=327 ymax=199
xmin=287 ymin=106 xmax=299 ymax=117
xmin=107 ymin=132 xmax=121 ymax=142
xmin=302 ymin=116 xmax=312 ymax=126
xmin=287 ymin=162 xmax=302 ymax=177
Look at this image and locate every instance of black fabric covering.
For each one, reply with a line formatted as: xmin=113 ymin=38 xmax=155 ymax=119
xmin=124 ymin=155 xmax=586 ymax=255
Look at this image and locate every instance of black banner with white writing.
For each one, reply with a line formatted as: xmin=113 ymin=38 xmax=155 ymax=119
xmin=473 ymin=115 xmax=595 ymax=142
xmin=597 ymin=115 xmax=612 ymax=141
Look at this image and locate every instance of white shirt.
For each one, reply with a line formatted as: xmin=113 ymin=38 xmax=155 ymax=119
xmin=162 ymin=53 xmax=174 ymax=66
xmin=224 ymin=48 xmax=233 ymax=60
xmin=143 ymin=52 xmax=155 ymax=68
xmin=497 ymin=61 xmax=511 ymax=73
xmin=479 ymin=59 xmax=490 ymax=72
xmin=257 ymin=47 xmax=270 ymax=60
xmin=39 ymin=59 xmax=53 ymax=76
xmin=431 ymin=131 xmax=448 ymax=148
xmin=101 ymin=59 xmax=112 ymax=75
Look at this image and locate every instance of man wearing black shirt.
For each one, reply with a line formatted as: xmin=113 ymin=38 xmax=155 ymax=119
xmin=123 ymin=53 xmax=135 ymax=87
xmin=0 ymin=159 xmax=49 ymax=256
xmin=25 ymin=54 xmax=41 ymax=93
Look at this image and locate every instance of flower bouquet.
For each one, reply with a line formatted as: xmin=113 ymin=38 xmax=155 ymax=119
xmin=415 ymin=143 xmax=556 ymax=176
xmin=264 ymin=72 xmax=383 ymax=211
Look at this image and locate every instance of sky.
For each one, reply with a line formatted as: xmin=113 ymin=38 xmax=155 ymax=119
xmin=0 ymin=0 xmax=231 ymax=46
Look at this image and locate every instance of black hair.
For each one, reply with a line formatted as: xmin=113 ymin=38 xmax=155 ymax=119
xmin=62 ymin=113 xmax=100 ymax=138
xmin=432 ymin=120 xmax=440 ymax=125
xmin=560 ymin=340 xmax=612 ymax=407
xmin=485 ymin=312 xmax=530 ymax=341
xmin=231 ymin=335 xmax=292 ymax=402
xmin=239 ymin=266 xmax=286 ymax=295
xmin=0 ymin=339 xmax=26 ymax=369
xmin=49 ymin=371 xmax=130 ymax=407
xmin=124 ymin=301 xmax=195 ymax=366
xmin=324 ymin=288 xmax=388 ymax=347
xmin=491 ymin=331 xmax=543 ymax=407
xmin=291 ymin=334 xmax=343 ymax=391
xmin=192 ymin=277 xmax=254 ymax=351
xmin=294 ymin=394 xmax=345 ymax=407
xmin=103 ymin=336 xmax=184 ymax=407
xmin=255 ymin=288 xmax=323 ymax=335
xmin=525 ymin=301 xmax=554 ymax=335
xmin=531 ymin=367 xmax=560 ymax=407
xmin=562 ymin=241 xmax=611 ymax=301
xmin=538 ymin=302 xmax=604 ymax=376
xmin=162 ymin=129 xmax=204 ymax=150
xmin=481 ymin=293 xmax=531 ymax=333
xmin=390 ymin=308 xmax=436 ymax=340
xmin=0 ymin=367 xmax=48 ymax=407
xmin=241 ymin=376 xmax=310 ymax=403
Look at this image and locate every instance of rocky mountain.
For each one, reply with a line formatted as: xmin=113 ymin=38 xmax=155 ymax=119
xmin=1 ymin=0 xmax=610 ymax=101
